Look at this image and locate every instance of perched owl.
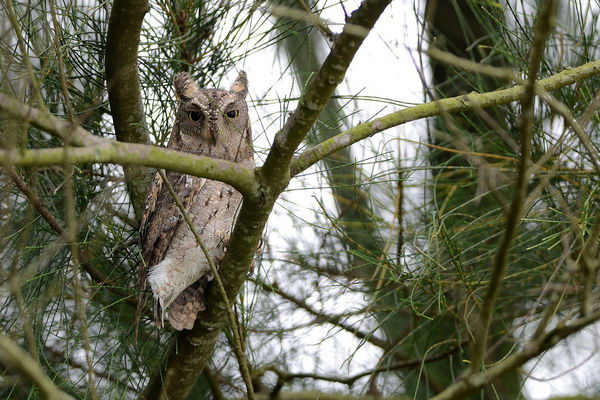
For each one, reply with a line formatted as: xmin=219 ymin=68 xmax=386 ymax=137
xmin=139 ymin=71 xmax=254 ymax=331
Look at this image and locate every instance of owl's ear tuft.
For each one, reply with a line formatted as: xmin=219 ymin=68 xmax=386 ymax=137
xmin=230 ymin=71 xmax=248 ymax=99
xmin=174 ymin=72 xmax=199 ymax=102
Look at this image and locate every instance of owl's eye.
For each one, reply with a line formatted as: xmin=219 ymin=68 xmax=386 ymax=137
xmin=226 ymin=110 xmax=239 ymax=119
xmin=188 ymin=111 xmax=202 ymax=122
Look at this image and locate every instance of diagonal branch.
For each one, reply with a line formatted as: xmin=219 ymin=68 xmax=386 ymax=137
xmin=252 ymin=278 xmax=388 ymax=349
xmin=431 ymin=307 xmax=600 ymax=400
xmin=290 ymin=57 xmax=600 ymax=177
xmin=261 ymin=0 xmax=393 ymax=186
xmin=5 ymin=167 xmax=115 ymax=294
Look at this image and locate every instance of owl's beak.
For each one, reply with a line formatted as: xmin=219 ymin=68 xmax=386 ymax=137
xmin=208 ymin=123 xmax=218 ymax=145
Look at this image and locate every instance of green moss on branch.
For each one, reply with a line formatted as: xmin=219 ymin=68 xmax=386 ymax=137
xmin=105 ymin=0 xmax=152 ymax=221
xmin=291 ymin=58 xmax=600 ymax=176
xmin=0 ymin=144 xmax=258 ymax=200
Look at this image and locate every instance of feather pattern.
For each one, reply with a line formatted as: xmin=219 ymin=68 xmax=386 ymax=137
xmin=137 ymin=71 xmax=254 ymax=331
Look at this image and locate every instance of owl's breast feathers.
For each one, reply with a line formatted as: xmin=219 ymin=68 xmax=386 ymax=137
xmin=139 ymin=169 xmax=246 ymax=330
xmin=138 ymin=171 xmax=208 ymax=328
xmin=137 ymin=70 xmax=254 ymax=333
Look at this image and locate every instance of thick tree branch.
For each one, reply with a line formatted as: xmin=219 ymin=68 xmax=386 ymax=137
xmin=290 ymin=57 xmax=600 ymax=176
xmin=157 ymin=169 xmax=255 ymax=399
xmin=0 ymin=144 xmax=257 ymax=200
xmin=0 ymin=95 xmax=258 ymax=199
xmin=261 ymin=0 xmax=392 ymax=186
xmin=0 ymin=93 xmax=102 ymax=146
xmin=6 ymin=52 xmax=600 ymax=204
xmin=105 ymin=0 xmax=152 ymax=221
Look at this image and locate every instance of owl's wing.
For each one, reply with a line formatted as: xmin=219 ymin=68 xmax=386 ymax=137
xmin=135 ymin=169 xmax=206 ymax=336
xmin=141 ymin=172 xmax=207 ymax=265
xmin=138 ymin=171 xmax=163 ymax=290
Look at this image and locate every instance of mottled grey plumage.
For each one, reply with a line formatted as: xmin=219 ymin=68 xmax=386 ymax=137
xmin=139 ymin=71 xmax=254 ymax=330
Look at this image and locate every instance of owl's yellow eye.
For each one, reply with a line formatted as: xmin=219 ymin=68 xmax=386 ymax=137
xmin=226 ymin=110 xmax=239 ymax=119
xmin=188 ymin=111 xmax=202 ymax=122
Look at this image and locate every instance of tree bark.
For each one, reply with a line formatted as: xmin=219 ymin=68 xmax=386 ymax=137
xmin=105 ymin=0 xmax=153 ymax=221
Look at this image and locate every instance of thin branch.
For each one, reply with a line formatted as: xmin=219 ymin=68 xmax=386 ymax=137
xmin=470 ymin=0 xmax=557 ymax=370
xmin=252 ymin=278 xmax=388 ymax=349
xmin=426 ymin=46 xmax=519 ymax=82
xmin=49 ymin=0 xmax=75 ymax=121
xmin=4 ymin=167 xmax=134 ymax=305
xmin=290 ymin=57 xmax=600 ymax=176
xmin=431 ymin=307 xmax=600 ymax=400
xmin=7 ymin=167 xmax=64 ymax=234
xmin=249 ymin=391 xmax=409 ymax=400
xmin=261 ymin=0 xmax=392 ymax=186
xmin=0 ymin=335 xmax=74 ymax=400
xmin=63 ymin=156 xmax=98 ymax=400
xmin=252 ymin=340 xmax=467 ymax=387
xmin=4 ymin=0 xmax=46 ymax=112
xmin=538 ymin=91 xmax=600 ymax=175
xmin=268 ymin=4 xmax=337 ymax=42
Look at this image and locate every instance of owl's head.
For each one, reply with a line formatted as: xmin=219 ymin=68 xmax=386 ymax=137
xmin=173 ymin=71 xmax=250 ymax=147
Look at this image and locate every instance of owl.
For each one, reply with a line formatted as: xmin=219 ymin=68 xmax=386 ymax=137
xmin=138 ymin=71 xmax=254 ymax=331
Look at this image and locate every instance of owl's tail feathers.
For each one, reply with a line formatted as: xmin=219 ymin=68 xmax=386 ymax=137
xmin=167 ymin=277 xmax=210 ymax=330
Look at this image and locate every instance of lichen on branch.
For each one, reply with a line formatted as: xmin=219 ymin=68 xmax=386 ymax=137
xmin=105 ymin=0 xmax=152 ymax=221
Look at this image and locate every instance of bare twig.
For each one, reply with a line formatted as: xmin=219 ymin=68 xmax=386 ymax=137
xmin=0 ymin=335 xmax=74 ymax=400
xmin=252 ymin=278 xmax=388 ymax=349
xmin=252 ymin=340 xmax=468 ymax=387
xmin=468 ymin=0 xmax=557 ymax=370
